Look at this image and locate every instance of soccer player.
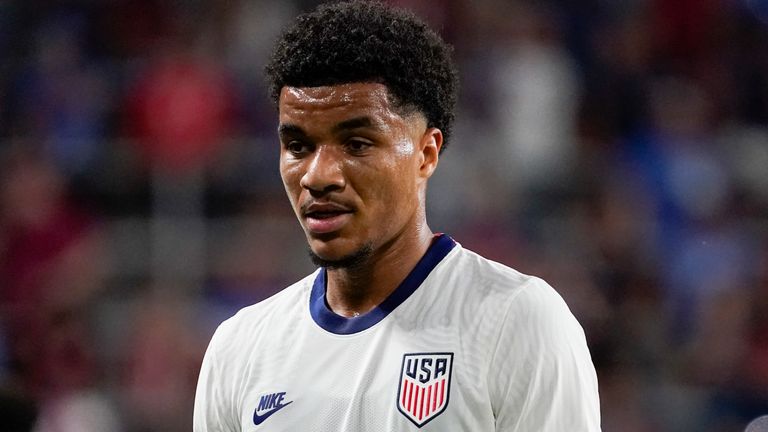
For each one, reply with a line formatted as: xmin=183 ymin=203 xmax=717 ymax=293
xmin=193 ymin=1 xmax=601 ymax=431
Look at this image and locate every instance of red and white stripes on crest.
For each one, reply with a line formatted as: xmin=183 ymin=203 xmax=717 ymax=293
xmin=400 ymin=378 xmax=447 ymax=421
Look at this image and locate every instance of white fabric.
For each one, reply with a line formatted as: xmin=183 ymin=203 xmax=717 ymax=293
xmin=194 ymin=241 xmax=601 ymax=431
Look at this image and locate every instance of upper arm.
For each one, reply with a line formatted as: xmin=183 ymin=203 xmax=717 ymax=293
xmin=489 ymin=279 xmax=601 ymax=431
xmin=194 ymin=324 xmax=240 ymax=432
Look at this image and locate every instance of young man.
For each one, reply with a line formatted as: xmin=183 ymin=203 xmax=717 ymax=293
xmin=194 ymin=2 xmax=601 ymax=431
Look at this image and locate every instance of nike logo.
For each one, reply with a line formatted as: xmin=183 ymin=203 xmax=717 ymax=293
xmin=253 ymin=392 xmax=293 ymax=425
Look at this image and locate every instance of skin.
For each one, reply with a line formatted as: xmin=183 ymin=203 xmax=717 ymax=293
xmin=278 ymin=82 xmax=443 ymax=318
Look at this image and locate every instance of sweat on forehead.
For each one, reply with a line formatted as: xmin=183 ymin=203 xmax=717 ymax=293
xmin=279 ymin=84 xmax=425 ymax=121
xmin=278 ymin=84 xmax=428 ymax=140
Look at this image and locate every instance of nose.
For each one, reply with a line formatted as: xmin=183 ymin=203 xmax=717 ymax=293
xmin=300 ymin=145 xmax=345 ymax=194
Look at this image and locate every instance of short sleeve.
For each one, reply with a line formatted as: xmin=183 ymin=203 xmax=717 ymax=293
xmin=193 ymin=322 xmax=240 ymax=432
xmin=489 ymin=278 xmax=601 ymax=431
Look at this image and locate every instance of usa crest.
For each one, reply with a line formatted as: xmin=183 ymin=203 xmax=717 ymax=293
xmin=396 ymin=352 xmax=453 ymax=427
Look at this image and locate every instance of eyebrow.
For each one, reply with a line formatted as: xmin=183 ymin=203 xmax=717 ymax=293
xmin=277 ymin=116 xmax=383 ymax=138
xmin=277 ymin=123 xmax=306 ymax=136
xmin=332 ymin=116 xmax=377 ymax=133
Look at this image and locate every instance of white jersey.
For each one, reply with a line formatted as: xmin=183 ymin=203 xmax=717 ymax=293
xmin=194 ymin=235 xmax=601 ymax=431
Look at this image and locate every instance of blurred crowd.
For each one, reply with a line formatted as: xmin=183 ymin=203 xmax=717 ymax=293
xmin=1 ymin=0 xmax=767 ymax=431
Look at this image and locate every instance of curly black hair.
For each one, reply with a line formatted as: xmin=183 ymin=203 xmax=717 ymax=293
xmin=265 ymin=1 xmax=459 ymax=151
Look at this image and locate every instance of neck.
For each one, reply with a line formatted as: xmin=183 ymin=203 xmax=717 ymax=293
xmin=324 ymin=223 xmax=434 ymax=318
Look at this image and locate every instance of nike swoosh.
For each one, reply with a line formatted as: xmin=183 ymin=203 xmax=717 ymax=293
xmin=253 ymin=401 xmax=293 ymax=425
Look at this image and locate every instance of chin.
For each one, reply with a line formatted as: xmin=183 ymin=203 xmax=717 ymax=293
xmin=307 ymin=238 xmax=373 ymax=269
xmin=307 ymin=239 xmax=352 ymax=261
xmin=307 ymin=234 xmax=346 ymax=256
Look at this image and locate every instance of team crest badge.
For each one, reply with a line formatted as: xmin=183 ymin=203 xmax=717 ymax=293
xmin=396 ymin=352 xmax=453 ymax=427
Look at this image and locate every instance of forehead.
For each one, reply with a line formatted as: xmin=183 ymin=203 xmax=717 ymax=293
xmin=278 ymin=83 xmax=400 ymax=125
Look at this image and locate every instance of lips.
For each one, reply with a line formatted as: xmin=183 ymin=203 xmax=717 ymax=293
xmin=302 ymin=202 xmax=354 ymax=234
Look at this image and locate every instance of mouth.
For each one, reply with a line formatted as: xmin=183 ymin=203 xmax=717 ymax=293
xmin=302 ymin=203 xmax=354 ymax=235
xmin=306 ymin=210 xmax=349 ymax=219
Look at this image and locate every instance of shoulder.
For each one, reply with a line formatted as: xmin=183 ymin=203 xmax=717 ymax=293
xmin=445 ymin=244 xmax=559 ymax=308
xmin=446 ymin=244 xmax=585 ymax=345
xmin=428 ymin=244 xmax=581 ymax=345
xmin=206 ymin=271 xmax=318 ymax=358
xmin=454 ymin=247 xmax=601 ymax=429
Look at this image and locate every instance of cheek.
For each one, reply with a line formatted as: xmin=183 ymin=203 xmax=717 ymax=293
xmin=280 ymin=161 xmax=303 ymax=200
xmin=392 ymin=138 xmax=415 ymax=159
xmin=362 ymin=154 xmax=419 ymax=209
xmin=389 ymin=148 xmax=421 ymax=195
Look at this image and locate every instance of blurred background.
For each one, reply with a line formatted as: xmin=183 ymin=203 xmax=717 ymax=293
xmin=1 ymin=0 xmax=767 ymax=430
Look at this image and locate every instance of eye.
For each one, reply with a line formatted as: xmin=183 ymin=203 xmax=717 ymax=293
xmin=345 ymin=139 xmax=373 ymax=154
xmin=285 ymin=140 xmax=313 ymax=156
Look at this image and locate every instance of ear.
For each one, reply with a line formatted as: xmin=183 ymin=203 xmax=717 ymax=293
xmin=418 ymin=127 xmax=443 ymax=180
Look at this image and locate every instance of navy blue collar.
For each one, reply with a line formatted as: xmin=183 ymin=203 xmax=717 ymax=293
xmin=309 ymin=234 xmax=456 ymax=335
